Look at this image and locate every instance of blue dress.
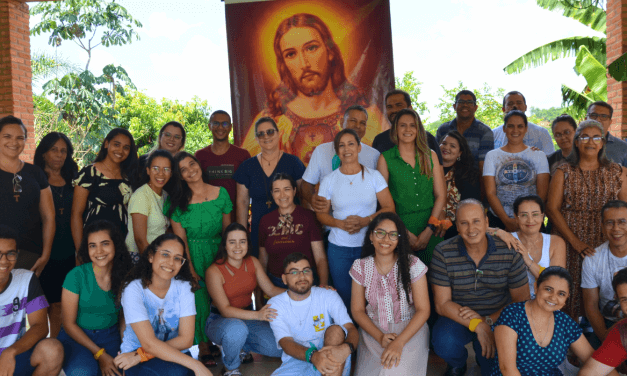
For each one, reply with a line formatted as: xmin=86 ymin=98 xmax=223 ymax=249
xmin=233 ymin=153 xmax=305 ymax=257
xmin=491 ymin=302 xmax=582 ymax=376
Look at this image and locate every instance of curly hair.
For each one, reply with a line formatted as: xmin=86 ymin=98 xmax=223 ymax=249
xmin=214 ymin=222 xmax=251 ymax=266
xmin=361 ymin=212 xmax=413 ymax=304
xmin=76 ymin=220 xmax=133 ymax=299
xmin=34 ymin=132 xmax=79 ymax=186
xmin=166 ymin=152 xmax=210 ymax=217
xmin=119 ymin=233 xmax=199 ymax=301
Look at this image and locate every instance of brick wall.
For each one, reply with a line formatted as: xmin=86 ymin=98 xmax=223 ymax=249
xmin=0 ymin=0 xmax=34 ymax=162
xmin=607 ymin=0 xmax=627 ymax=139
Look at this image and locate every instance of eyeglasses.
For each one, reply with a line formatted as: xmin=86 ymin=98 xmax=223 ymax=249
xmin=12 ymin=174 xmax=22 ymax=193
xmin=456 ymin=100 xmax=476 ymax=106
xmin=159 ymin=251 xmax=186 ymax=266
xmin=163 ymin=132 xmax=182 ymax=141
xmin=284 ymin=268 xmax=313 ymax=276
xmin=517 ymin=212 xmax=543 ymax=221
xmin=603 ymin=219 xmax=627 ymax=229
xmin=553 ymin=130 xmax=573 ymax=139
xmin=373 ymin=229 xmax=400 ymax=241
xmin=0 ymin=251 xmax=18 ymax=261
xmin=211 ymin=121 xmax=231 ymax=129
xmin=256 ymin=129 xmax=276 ymax=138
xmin=587 ymin=113 xmax=611 ymax=121
xmin=150 ymin=166 xmax=172 ymax=174
xmin=578 ymin=136 xmax=604 ymax=144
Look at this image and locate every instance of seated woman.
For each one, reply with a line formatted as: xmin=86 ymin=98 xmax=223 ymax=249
xmin=317 ymin=128 xmax=395 ymax=310
xmin=126 ymin=150 xmax=179 ymax=262
xmin=205 ymin=223 xmax=285 ymax=376
xmin=259 ymin=173 xmax=328 ymax=288
xmin=112 ymin=233 xmax=211 ymax=376
xmin=493 ymin=267 xmax=594 ymax=375
xmin=58 ymin=220 xmax=133 ymax=376
xmin=511 ymin=195 xmax=566 ymax=299
xmin=350 ymin=212 xmax=430 ymax=375
xmin=438 ymin=130 xmax=482 ymax=240
xmin=484 ymin=110 xmax=549 ymax=231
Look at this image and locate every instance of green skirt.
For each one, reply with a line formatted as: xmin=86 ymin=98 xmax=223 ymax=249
xmin=399 ymin=210 xmax=442 ymax=266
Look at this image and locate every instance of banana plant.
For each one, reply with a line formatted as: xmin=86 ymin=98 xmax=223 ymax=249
xmin=608 ymin=52 xmax=627 ymax=82
xmin=561 ymin=45 xmax=607 ymax=118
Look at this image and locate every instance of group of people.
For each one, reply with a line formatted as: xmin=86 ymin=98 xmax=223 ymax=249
xmin=2 ymin=85 xmax=627 ymax=376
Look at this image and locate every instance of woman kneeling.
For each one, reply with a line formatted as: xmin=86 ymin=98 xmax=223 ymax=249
xmin=113 ymin=233 xmax=211 ymax=376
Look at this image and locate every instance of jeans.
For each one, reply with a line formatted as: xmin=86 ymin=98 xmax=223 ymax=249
xmin=205 ymin=313 xmax=283 ymax=370
xmin=431 ymin=316 xmax=495 ymax=376
xmin=125 ymin=351 xmax=194 ymax=376
xmin=327 ymin=243 xmax=362 ymax=310
xmin=13 ymin=347 xmax=35 ymax=376
xmin=58 ymin=325 xmax=121 ymax=376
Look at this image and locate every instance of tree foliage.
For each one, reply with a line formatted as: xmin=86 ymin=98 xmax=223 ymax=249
xmin=433 ymin=82 xmax=506 ymax=129
xmin=395 ymin=71 xmax=428 ymax=117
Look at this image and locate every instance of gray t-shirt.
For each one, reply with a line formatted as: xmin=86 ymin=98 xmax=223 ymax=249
xmin=483 ymin=147 xmax=549 ymax=218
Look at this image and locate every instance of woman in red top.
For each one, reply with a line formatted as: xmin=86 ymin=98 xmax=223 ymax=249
xmin=205 ymin=223 xmax=285 ymax=376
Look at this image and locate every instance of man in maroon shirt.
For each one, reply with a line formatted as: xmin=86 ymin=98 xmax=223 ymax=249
xmin=195 ymin=110 xmax=251 ymax=220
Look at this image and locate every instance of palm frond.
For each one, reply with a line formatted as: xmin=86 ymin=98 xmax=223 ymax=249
xmin=504 ymin=36 xmax=606 ymax=74
xmin=537 ymin=0 xmax=606 ymax=33
xmin=575 ymin=45 xmax=607 ymax=100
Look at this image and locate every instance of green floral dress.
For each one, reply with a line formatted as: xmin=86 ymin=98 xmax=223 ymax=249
xmin=165 ymin=187 xmax=233 ymax=344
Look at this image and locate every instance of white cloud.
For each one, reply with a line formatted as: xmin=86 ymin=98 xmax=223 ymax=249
xmin=142 ymin=12 xmax=202 ymax=41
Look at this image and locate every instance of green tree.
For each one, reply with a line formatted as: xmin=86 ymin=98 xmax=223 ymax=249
xmin=395 ymin=71 xmax=428 ymax=117
xmin=503 ymin=0 xmax=606 ymax=115
xmin=115 ymin=90 xmax=214 ymax=156
xmin=30 ymin=0 xmax=142 ymax=164
xmin=432 ymin=82 xmax=506 ymax=130
xmin=529 ymin=106 xmax=570 ymax=121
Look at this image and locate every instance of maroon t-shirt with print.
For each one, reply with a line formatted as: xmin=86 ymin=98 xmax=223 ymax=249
xmin=195 ymin=144 xmax=251 ymax=206
xmin=259 ymin=205 xmax=322 ymax=277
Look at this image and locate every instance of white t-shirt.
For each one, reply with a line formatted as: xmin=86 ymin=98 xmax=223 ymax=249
xmin=302 ymin=142 xmax=381 ymax=185
xmin=318 ymin=166 xmax=388 ymax=247
xmin=125 ymin=184 xmax=169 ymax=253
xmin=483 ymin=147 xmax=549 ymax=218
xmin=268 ymin=287 xmax=353 ymax=363
xmin=581 ymin=242 xmax=627 ymax=322
xmin=120 ymin=279 xmax=196 ymax=353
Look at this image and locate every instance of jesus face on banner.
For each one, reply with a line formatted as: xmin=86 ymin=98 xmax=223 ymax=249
xmin=239 ymin=13 xmax=386 ymax=165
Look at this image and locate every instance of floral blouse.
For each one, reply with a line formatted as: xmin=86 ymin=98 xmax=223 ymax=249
xmin=74 ymin=165 xmax=132 ymax=237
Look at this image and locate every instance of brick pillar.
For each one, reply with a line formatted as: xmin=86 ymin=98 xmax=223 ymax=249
xmin=607 ymin=0 xmax=627 ymax=139
xmin=0 ymin=0 xmax=34 ymax=162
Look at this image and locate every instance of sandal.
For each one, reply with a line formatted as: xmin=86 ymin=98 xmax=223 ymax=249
xmin=209 ymin=343 xmax=222 ymax=358
xmin=200 ymin=353 xmax=217 ymax=368
xmin=239 ymin=351 xmax=254 ymax=364
xmin=222 ymin=367 xmax=242 ymax=376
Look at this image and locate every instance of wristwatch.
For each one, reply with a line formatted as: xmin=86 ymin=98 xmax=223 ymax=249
xmin=426 ymin=224 xmax=437 ymax=233
xmin=484 ymin=316 xmax=494 ymax=326
xmin=345 ymin=342 xmax=355 ymax=354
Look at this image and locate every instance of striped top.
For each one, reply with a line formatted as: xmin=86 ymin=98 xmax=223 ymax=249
xmin=428 ymin=234 xmax=527 ymax=316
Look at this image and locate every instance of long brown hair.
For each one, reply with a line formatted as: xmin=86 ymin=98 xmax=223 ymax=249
xmin=391 ymin=108 xmax=432 ymax=177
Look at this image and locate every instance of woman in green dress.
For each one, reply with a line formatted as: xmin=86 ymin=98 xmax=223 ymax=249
xmin=166 ymin=151 xmax=232 ymax=367
xmin=377 ymin=108 xmax=446 ymax=265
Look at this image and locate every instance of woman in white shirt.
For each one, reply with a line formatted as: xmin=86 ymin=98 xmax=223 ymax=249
xmin=316 ymin=128 xmax=395 ymax=310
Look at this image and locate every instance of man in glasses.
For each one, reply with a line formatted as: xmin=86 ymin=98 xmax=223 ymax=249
xmin=436 ymin=90 xmax=494 ymax=171
xmin=582 ymin=200 xmax=627 ymax=349
xmin=268 ymin=252 xmax=358 ymax=376
xmin=429 ymin=199 xmax=529 ymax=376
xmin=195 ymin=110 xmax=251 ymax=220
xmin=585 ymin=101 xmax=627 ymax=166
xmin=302 ymin=105 xmax=380 ymax=212
xmin=371 ymin=89 xmax=443 ymax=164
xmin=0 ymin=225 xmax=64 ymax=376
xmin=492 ymin=91 xmax=554 ymax=155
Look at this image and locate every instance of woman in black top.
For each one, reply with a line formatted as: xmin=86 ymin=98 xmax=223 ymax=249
xmin=0 ymin=115 xmax=55 ymax=273
xmin=34 ymin=132 xmax=78 ymax=338
xmin=71 ymin=128 xmax=138 ymax=253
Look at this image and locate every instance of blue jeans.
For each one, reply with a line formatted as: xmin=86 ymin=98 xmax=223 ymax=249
xmin=205 ymin=313 xmax=283 ymax=370
xmin=58 ymin=325 xmax=121 ymax=376
xmin=327 ymin=243 xmax=362 ymax=310
xmin=431 ymin=316 xmax=495 ymax=376
xmin=13 ymin=347 xmax=36 ymax=376
xmin=125 ymin=351 xmax=194 ymax=376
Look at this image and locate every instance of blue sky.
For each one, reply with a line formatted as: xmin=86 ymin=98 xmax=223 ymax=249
xmin=27 ymin=0 xmax=604 ymax=120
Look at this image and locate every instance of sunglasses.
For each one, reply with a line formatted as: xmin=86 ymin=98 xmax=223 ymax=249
xmin=256 ymin=129 xmax=277 ymax=138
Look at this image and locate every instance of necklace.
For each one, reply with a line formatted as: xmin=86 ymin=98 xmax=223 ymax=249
xmin=340 ymin=166 xmax=361 ymax=185
xmin=261 ymin=170 xmax=273 ymax=209
xmin=260 ymin=151 xmax=281 ymax=167
xmin=529 ymin=303 xmax=551 ymax=346
xmin=11 ymin=160 xmax=23 ymax=202
xmin=50 ymin=185 xmax=66 ymax=215
xmin=289 ymin=292 xmax=314 ymax=327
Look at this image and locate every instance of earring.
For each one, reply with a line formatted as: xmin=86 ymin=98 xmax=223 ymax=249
xmin=456 ymin=156 xmax=460 ymax=161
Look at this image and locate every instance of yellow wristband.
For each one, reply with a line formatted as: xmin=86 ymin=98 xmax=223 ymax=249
xmin=94 ymin=348 xmax=105 ymax=360
xmin=469 ymin=318 xmax=483 ymax=332
xmin=539 ymin=266 xmax=546 ymax=275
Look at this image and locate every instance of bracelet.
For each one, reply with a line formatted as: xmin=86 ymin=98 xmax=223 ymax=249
xmin=306 ymin=342 xmax=318 ymax=371
xmin=469 ymin=318 xmax=483 ymax=332
xmin=94 ymin=348 xmax=105 ymax=360
xmin=137 ymin=347 xmax=155 ymax=363
xmin=492 ymin=228 xmax=499 ymax=237
xmin=440 ymin=219 xmax=453 ymax=230
xmin=539 ymin=266 xmax=546 ymax=275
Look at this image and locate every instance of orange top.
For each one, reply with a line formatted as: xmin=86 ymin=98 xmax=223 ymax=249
xmin=217 ymin=257 xmax=257 ymax=309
